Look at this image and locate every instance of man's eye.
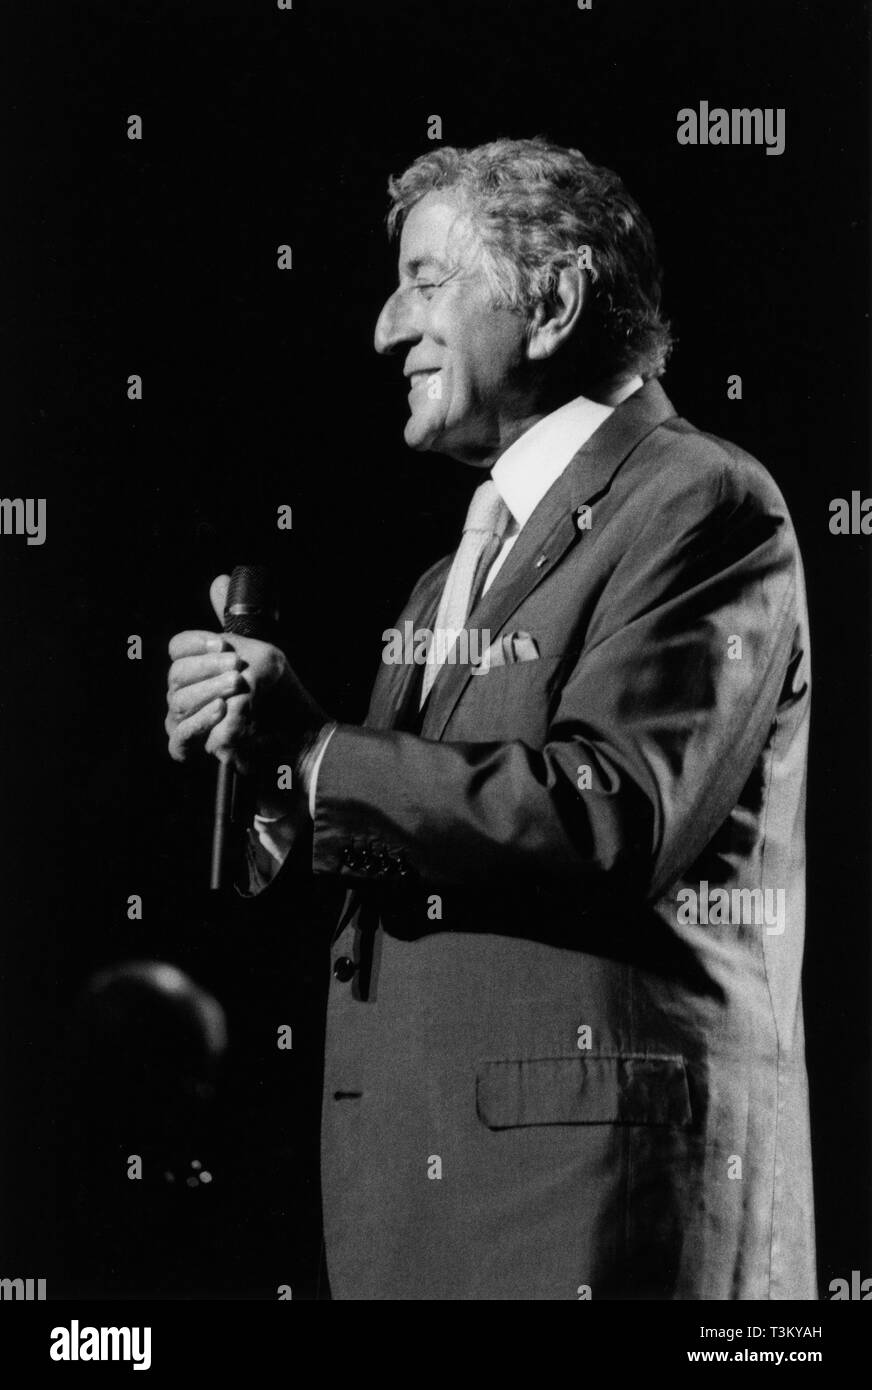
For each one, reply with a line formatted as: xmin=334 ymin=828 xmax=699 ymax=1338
xmin=414 ymin=281 xmax=440 ymax=298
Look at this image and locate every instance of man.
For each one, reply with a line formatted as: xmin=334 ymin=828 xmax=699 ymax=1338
xmin=166 ymin=138 xmax=816 ymax=1300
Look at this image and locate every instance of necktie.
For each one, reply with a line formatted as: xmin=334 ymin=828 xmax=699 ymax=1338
xmin=420 ymin=478 xmax=511 ymax=705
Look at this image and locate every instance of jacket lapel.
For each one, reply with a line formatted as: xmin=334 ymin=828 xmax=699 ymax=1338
xmin=422 ymin=380 xmax=676 ymax=741
xmin=364 ymin=561 xmax=448 ymax=731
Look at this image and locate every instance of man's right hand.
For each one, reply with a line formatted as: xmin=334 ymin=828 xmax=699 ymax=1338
xmin=164 ymin=631 xmax=251 ymax=765
xmin=165 ymin=575 xmax=329 ymax=820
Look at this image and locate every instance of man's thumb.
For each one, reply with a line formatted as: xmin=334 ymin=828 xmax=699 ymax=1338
xmin=209 ymin=574 xmax=231 ymax=626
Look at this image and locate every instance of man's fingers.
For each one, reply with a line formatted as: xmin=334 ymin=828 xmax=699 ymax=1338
xmin=205 ymin=692 xmax=249 ymax=758
xmin=167 ymin=698 xmax=227 ymax=762
xmin=167 ymin=668 xmax=249 ymax=724
xmin=168 ymin=629 xmax=231 ymax=661
xmin=168 ymin=650 xmax=246 ymax=694
xmin=210 ymin=574 xmax=231 ymax=626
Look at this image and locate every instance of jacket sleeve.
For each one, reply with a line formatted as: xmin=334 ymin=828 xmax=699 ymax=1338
xmin=311 ymin=463 xmax=801 ymax=900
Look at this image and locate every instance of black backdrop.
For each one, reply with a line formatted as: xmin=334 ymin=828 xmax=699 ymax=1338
xmin=1 ymin=0 xmax=869 ymax=1300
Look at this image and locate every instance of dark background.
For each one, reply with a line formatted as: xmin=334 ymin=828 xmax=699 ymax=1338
xmin=1 ymin=0 xmax=869 ymax=1299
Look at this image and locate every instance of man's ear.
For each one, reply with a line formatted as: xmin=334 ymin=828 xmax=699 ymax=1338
xmin=525 ymin=265 xmax=587 ymax=362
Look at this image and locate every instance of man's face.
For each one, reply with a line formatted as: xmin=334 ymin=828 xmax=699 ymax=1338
xmin=374 ymin=193 xmax=532 ymax=465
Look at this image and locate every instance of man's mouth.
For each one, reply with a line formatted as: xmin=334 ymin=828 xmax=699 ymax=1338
xmin=407 ymin=370 xmax=440 ymax=390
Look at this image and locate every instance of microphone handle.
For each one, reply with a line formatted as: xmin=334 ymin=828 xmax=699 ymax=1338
xmin=209 ymin=759 xmax=236 ymax=892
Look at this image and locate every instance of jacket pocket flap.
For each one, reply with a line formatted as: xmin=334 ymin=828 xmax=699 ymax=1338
xmin=476 ymin=1055 xmax=692 ymax=1129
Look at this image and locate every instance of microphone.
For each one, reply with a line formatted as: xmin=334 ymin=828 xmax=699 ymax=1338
xmin=209 ymin=564 xmax=277 ymax=891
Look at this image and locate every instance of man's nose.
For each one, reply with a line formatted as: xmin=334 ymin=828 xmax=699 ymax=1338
xmin=374 ymin=289 xmax=419 ymax=356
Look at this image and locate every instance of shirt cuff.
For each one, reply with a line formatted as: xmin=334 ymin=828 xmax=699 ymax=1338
xmin=300 ymin=722 xmax=338 ymax=818
xmin=252 ymin=811 xmax=299 ymax=866
xmin=242 ymin=723 xmax=337 ymax=895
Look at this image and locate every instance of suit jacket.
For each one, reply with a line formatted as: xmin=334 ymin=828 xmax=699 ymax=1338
xmin=309 ymin=379 xmax=816 ymax=1300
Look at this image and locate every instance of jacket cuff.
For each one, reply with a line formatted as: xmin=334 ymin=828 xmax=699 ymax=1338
xmin=311 ymin=724 xmax=415 ymax=884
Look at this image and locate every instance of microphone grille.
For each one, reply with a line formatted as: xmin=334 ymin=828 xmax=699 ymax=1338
xmin=223 ymin=564 xmax=275 ymax=639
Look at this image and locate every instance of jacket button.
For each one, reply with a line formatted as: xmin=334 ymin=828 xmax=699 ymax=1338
xmin=332 ymin=956 xmax=357 ymax=983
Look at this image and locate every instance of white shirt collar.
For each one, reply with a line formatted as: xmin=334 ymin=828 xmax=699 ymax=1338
xmin=491 ymin=377 xmax=643 ymax=530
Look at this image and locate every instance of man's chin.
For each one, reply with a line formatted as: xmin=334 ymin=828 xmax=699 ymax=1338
xmin=403 ymin=413 xmax=441 ymax=452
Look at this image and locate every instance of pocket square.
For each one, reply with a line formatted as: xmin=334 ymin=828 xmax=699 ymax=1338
xmin=509 ymin=633 xmax=540 ymax=663
xmin=474 ymin=631 xmax=540 ymax=672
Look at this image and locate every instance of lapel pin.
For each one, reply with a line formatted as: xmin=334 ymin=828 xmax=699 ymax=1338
xmin=534 ymin=554 xmax=548 ymax=568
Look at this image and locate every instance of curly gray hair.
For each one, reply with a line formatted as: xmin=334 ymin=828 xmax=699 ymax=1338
xmin=386 ymin=136 xmax=674 ymax=383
